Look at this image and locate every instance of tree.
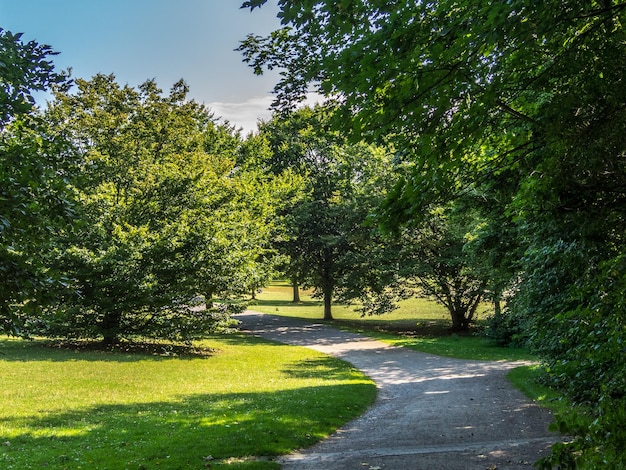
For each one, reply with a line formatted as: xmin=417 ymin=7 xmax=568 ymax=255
xmin=0 ymin=29 xmax=75 ymax=335
xmin=252 ymin=107 xmax=402 ymax=320
xmin=236 ymin=130 xmax=304 ymax=302
xmin=42 ymin=74 xmax=283 ymax=344
xmin=254 ymin=107 xmax=334 ymax=309
xmin=0 ymin=29 xmax=66 ymax=123
xmin=461 ymin=185 xmax=523 ymax=343
xmin=240 ymin=1 xmax=626 ymax=217
xmin=399 ymin=205 xmax=487 ymax=331
xmin=240 ymin=2 xmax=626 ymax=465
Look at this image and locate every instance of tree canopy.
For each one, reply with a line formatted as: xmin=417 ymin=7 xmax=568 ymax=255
xmin=249 ymin=106 xmax=405 ymax=320
xmin=0 ymin=29 xmax=75 ymax=335
xmin=240 ymin=1 xmax=626 ymax=466
xmin=240 ymin=1 xmax=626 ymax=214
xmin=39 ymin=74 xmax=287 ymax=344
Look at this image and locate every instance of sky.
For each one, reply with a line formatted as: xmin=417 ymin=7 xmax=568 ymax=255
xmin=1 ymin=0 xmax=286 ymax=133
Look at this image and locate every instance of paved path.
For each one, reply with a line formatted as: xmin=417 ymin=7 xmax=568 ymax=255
xmin=238 ymin=311 xmax=561 ymax=469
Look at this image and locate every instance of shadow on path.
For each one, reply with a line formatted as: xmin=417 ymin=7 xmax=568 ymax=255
xmin=238 ymin=311 xmax=562 ymax=470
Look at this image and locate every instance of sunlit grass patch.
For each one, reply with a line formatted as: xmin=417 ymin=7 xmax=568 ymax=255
xmin=507 ymin=365 xmax=575 ymax=415
xmin=0 ymin=335 xmax=376 ymax=469
xmin=251 ymin=282 xmax=454 ymax=327
xmin=361 ymin=330 xmax=535 ymax=361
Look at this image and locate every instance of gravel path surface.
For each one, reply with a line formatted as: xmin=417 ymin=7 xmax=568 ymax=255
xmin=238 ymin=311 xmax=562 ymax=470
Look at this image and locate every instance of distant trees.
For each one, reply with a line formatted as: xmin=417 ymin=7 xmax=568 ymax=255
xmin=253 ymin=106 xmax=496 ymax=329
xmin=399 ymin=205 xmax=486 ymax=331
xmin=250 ymin=107 xmax=405 ymax=320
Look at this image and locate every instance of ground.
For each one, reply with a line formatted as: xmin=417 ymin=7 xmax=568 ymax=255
xmin=239 ymin=311 xmax=563 ymax=470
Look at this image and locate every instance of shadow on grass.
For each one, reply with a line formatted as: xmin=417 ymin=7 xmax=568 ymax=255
xmin=0 ymin=339 xmax=213 ymax=364
xmin=245 ymin=305 xmax=463 ymax=337
xmin=281 ymin=356 xmax=366 ymax=381
xmin=0 ymin=334 xmax=283 ymax=363
xmin=248 ymin=299 xmax=322 ymax=308
xmin=204 ymin=333 xmax=285 ymax=348
xmin=0 ymin=384 xmax=375 ymax=469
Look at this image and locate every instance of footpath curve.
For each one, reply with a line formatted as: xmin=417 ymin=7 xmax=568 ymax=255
xmin=238 ymin=311 xmax=562 ymax=470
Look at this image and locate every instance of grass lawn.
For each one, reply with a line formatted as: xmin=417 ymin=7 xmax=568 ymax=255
xmin=0 ymin=335 xmax=376 ymax=469
xmin=249 ymin=282 xmax=535 ymax=362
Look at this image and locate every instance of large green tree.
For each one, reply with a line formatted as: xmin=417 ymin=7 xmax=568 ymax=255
xmin=239 ymin=0 xmax=626 ymax=221
xmin=252 ymin=107 xmax=403 ymax=320
xmin=240 ymin=2 xmax=626 ymax=466
xmin=0 ymin=29 xmax=75 ymax=335
xmin=43 ymin=74 xmax=282 ymax=344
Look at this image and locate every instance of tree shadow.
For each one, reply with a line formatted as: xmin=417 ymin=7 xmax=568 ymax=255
xmin=0 ymin=385 xmax=375 ymax=469
xmin=329 ymin=318 xmax=468 ymax=338
xmin=281 ymin=356 xmax=365 ymax=381
xmin=248 ymin=299 xmax=322 ymax=308
xmin=0 ymin=338 xmax=211 ymax=363
xmin=0 ymin=334 xmax=284 ymax=363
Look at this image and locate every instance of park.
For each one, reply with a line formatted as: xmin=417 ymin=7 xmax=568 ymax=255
xmin=2 ymin=2 xmax=626 ymax=468
xmin=2 ymin=285 xmax=560 ymax=468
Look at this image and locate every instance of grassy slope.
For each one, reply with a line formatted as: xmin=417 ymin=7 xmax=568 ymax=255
xmin=0 ymin=335 xmax=376 ymax=469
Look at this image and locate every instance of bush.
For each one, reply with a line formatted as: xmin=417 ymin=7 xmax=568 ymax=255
xmin=33 ymin=301 xmax=242 ymax=344
xmin=537 ymin=398 xmax=626 ymax=469
xmin=483 ymin=309 xmax=528 ymax=347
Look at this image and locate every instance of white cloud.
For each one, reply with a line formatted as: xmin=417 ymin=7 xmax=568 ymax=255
xmin=207 ymin=92 xmax=326 ymax=135
xmin=207 ymin=96 xmax=274 ymax=135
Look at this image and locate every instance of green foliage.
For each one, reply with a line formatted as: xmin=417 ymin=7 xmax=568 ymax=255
xmin=397 ymin=204 xmax=488 ymax=331
xmin=537 ymin=399 xmax=626 ymax=470
xmin=253 ymin=107 xmax=405 ymax=320
xmin=242 ymin=1 xmax=626 ymax=464
xmin=0 ymin=29 xmax=66 ymax=124
xmin=0 ymin=29 xmax=75 ymax=336
xmin=38 ymin=74 xmax=285 ymax=343
xmin=483 ymin=309 xmax=527 ymax=347
xmin=520 ymin=255 xmax=626 ymax=405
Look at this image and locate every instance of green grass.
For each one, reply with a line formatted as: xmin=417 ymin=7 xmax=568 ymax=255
xmin=507 ymin=365 xmax=592 ymax=433
xmin=0 ymin=335 xmax=376 ymax=469
xmin=250 ymin=282 xmax=535 ymax=362
xmin=506 ymin=365 xmax=569 ymax=414
xmin=351 ymin=330 xmax=535 ymax=361
xmin=253 ymin=282 xmax=452 ymax=326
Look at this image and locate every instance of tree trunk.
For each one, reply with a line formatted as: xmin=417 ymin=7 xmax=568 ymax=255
xmin=292 ymin=281 xmax=301 ymax=303
xmin=449 ymin=308 xmax=470 ymax=332
xmin=100 ymin=310 xmax=122 ymax=345
xmin=323 ymin=284 xmax=333 ymax=321
xmin=491 ymin=288 xmax=509 ymax=345
xmin=323 ymin=292 xmax=333 ymax=320
xmin=466 ymin=293 xmax=483 ymax=323
xmin=205 ymin=291 xmax=214 ymax=310
xmin=493 ymin=289 xmax=502 ymax=317
xmin=320 ymin=252 xmax=335 ymax=320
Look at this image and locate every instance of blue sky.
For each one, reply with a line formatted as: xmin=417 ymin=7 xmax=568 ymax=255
xmin=1 ymin=0 xmax=284 ymax=133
